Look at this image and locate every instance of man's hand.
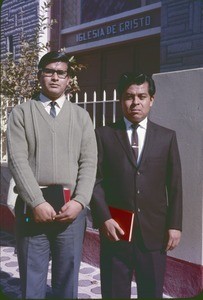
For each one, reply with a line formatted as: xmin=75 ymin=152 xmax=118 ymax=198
xmin=101 ymin=219 xmax=125 ymax=241
xmin=54 ymin=200 xmax=83 ymax=223
xmin=33 ymin=202 xmax=56 ymax=223
xmin=165 ymin=229 xmax=181 ymax=251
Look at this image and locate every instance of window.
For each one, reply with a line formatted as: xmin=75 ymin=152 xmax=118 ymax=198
xmin=61 ymin=0 xmax=81 ymax=28
xmin=7 ymin=35 xmax=14 ymax=54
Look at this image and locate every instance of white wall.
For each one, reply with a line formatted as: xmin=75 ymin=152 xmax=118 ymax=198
xmin=151 ymin=68 xmax=203 ymax=265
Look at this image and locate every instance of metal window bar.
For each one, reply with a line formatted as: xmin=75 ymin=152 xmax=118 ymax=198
xmin=102 ymin=90 xmax=106 ymax=126
xmin=93 ymin=91 xmax=96 ymax=129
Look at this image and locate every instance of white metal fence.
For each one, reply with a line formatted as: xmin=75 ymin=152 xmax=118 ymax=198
xmin=0 ymin=90 xmax=120 ymax=163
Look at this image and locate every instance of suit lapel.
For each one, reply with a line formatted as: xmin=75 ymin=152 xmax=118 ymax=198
xmin=137 ymin=120 xmax=154 ymax=167
xmin=114 ymin=119 xmax=137 ymax=167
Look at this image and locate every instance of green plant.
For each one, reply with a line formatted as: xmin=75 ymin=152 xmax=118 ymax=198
xmin=0 ymin=1 xmax=84 ymax=102
xmin=0 ymin=0 xmax=84 ymax=160
xmin=1 ymin=1 xmax=51 ymax=102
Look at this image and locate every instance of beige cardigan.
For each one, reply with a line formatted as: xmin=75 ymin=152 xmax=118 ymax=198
xmin=7 ymin=98 xmax=97 ymax=208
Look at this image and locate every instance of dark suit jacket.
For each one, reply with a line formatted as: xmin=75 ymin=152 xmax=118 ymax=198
xmin=90 ymin=118 xmax=182 ymax=251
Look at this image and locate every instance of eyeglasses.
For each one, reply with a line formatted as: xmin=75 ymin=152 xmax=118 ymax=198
xmin=40 ymin=68 xmax=68 ymax=79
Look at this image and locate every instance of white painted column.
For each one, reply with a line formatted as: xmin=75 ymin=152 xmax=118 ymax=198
xmin=151 ymin=68 xmax=203 ymax=266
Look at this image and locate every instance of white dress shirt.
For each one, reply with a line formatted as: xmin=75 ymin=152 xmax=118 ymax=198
xmin=39 ymin=93 xmax=66 ymax=116
xmin=124 ymin=117 xmax=148 ymax=164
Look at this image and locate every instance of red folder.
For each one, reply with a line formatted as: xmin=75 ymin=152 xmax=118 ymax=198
xmin=109 ymin=206 xmax=135 ymax=242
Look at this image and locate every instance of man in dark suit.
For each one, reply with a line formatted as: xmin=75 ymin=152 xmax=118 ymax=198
xmin=90 ymin=73 xmax=182 ymax=299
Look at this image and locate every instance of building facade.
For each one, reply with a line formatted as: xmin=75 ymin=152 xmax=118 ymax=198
xmin=0 ymin=0 xmax=39 ymax=60
xmin=50 ymin=0 xmax=203 ymax=97
xmin=1 ymin=0 xmax=203 ymax=96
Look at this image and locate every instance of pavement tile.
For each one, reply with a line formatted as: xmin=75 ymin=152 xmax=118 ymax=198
xmin=0 ymin=231 xmax=137 ymax=299
xmin=0 ymin=231 xmax=171 ymax=299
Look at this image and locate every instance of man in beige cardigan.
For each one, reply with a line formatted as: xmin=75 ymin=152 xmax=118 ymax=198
xmin=7 ymin=51 xmax=97 ymax=299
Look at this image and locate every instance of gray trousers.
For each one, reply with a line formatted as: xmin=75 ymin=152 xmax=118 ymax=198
xmin=15 ymin=198 xmax=87 ymax=299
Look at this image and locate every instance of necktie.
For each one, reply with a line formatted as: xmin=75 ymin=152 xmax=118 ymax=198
xmin=131 ymin=124 xmax=139 ymax=161
xmin=50 ymin=101 xmax=56 ymax=118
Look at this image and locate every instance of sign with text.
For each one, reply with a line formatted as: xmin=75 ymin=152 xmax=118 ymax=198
xmin=62 ymin=8 xmax=160 ymax=48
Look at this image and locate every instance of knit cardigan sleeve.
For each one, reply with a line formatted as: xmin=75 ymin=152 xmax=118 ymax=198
xmin=7 ymin=104 xmax=45 ymax=208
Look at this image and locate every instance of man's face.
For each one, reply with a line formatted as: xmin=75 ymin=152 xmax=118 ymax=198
xmin=121 ymin=82 xmax=154 ymax=123
xmin=38 ymin=61 xmax=70 ymax=100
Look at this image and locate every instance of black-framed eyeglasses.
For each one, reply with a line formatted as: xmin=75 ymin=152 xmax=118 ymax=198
xmin=40 ymin=68 xmax=68 ymax=79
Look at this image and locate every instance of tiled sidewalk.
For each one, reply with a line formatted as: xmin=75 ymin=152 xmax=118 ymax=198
xmin=0 ymin=230 xmax=137 ymax=299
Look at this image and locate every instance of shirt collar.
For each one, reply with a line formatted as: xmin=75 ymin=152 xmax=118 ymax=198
xmin=39 ymin=93 xmax=66 ymax=109
xmin=124 ymin=117 xmax=148 ymax=130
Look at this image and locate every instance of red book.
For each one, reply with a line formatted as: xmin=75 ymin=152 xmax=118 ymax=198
xmin=109 ymin=206 xmax=135 ymax=242
xmin=63 ymin=188 xmax=71 ymax=203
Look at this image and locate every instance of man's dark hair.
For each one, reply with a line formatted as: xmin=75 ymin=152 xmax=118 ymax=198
xmin=117 ymin=72 xmax=156 ymax=98
xmin=38 ymin=51 xmax=70 ymax=71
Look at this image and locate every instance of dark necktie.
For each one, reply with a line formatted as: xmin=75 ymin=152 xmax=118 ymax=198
xmin=131 ymin=124 xmax=139 ymax=161
xmin=50 ymin=101 xmax=56 ymax=118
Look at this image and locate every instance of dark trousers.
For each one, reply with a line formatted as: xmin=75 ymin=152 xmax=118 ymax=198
xmin=100 ymin=231 xmax=166 ymax=299
xmin=15 ymin=197 xmax=87 ymax=299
